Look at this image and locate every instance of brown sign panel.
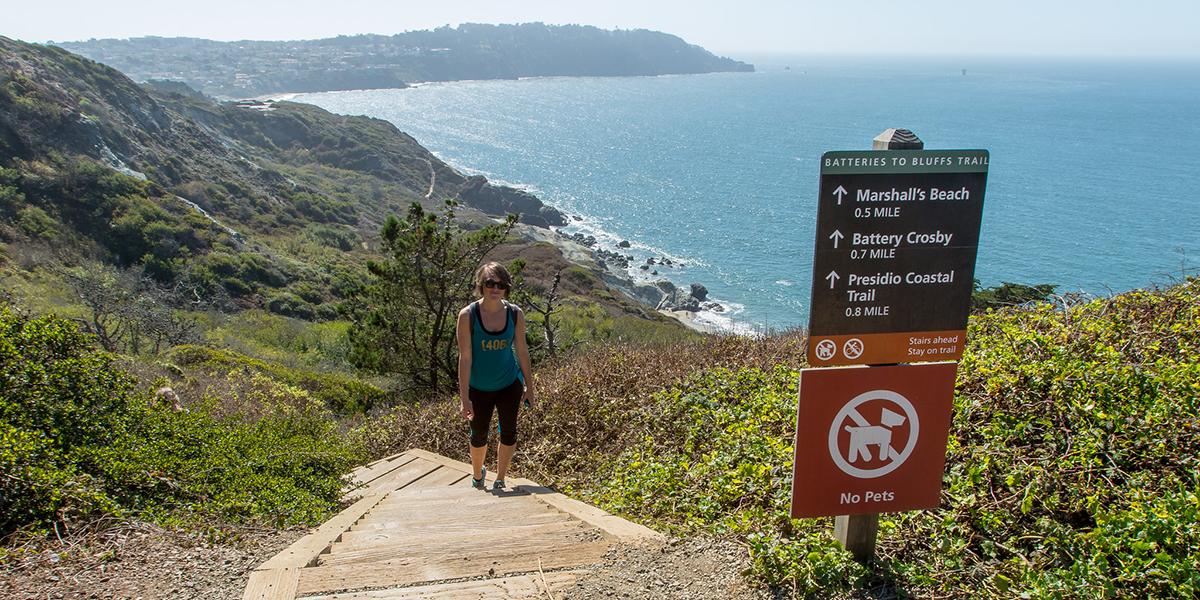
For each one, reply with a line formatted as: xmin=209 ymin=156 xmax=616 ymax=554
xmin=791 ymin=362 xmax=957 ymax=518
xmin=807 ymin=329 xmax=967 ymax=366
xmin=806 ymin=150 xmax=988 ymax=366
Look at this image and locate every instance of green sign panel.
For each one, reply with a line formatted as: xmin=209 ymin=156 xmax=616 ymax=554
xmin=821 ymin=150 xmax=990 ymax=175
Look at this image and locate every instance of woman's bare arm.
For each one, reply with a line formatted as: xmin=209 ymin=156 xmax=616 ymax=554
xmin=513 ymin=307 xmax=535 ymax=407
xmin=456 ymin=308 xmax=473 ymax=419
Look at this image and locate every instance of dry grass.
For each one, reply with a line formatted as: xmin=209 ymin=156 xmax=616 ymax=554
xmin=353 ymin=331 xmax=808 ymax=487
xmin=352 ymin=333 xmax=806 ymax=487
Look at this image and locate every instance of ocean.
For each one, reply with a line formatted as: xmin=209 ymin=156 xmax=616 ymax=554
xmin=292 ymin=55 xmax=1200 ymax=332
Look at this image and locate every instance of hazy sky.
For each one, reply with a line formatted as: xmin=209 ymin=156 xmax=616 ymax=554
xmin=9 ymin=0 xmax=1199 ymax=57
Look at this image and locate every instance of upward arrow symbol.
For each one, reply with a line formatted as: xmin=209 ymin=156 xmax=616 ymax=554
xmin=828 ymin=229 xmax=844 ymax=248
xmin=826 ymin=271 xmax=840 ymax=289
xmin=832 ymin=185 xmax=848 ymax=205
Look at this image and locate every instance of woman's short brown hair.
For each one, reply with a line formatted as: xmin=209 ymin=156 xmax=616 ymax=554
xmin=474 ymin=262 xmax=513 ymax=298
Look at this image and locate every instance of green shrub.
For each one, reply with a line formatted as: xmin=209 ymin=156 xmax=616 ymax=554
xmin=0 ymin=307 xmax=139 ymax=531
xmin=971 ymin=279 xmax=1058 ymax=311
xmin=0 ymin=308 xmax=362 ymax=536
xmin=86 ymin=376 xmax=360 ymax=527
xmin=15 ymin=206 xmax=58 ymax=238
xmin=267 ymin=292 xmax=316 ymax=320
xmin=300 ymin=224 xmax=355 ymax=252
xmin=167 ymin=344 xmax=385 ymax=414
xmin=572 ymin=279 xmax=1200 ymax=597
xmin=204 ymin=310 xmax=351 ymax=366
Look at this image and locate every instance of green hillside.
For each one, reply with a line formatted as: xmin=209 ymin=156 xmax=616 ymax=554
xmin=0 ymin=37 xmax=675 ymax=370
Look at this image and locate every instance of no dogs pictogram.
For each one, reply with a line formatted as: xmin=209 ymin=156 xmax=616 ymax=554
xmin=828 ymin=390 xmax=918 ymax=479
xmin=791 ymin=362 xmax=957 ymax=517
xmin=814 ymin=339 xmax=837 ymax=361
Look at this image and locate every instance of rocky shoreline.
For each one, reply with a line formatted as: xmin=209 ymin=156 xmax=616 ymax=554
xmin=509 ymin=220 xmax=729 ymax=334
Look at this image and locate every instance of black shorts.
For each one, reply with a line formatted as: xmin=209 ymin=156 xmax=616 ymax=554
xmin=469 ymin=378 xmax=522 ymax=447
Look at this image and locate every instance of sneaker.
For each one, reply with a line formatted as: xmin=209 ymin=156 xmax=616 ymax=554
xmin=471 ymin=466 xmax=487 ymax=490
xmin=492 ymin=478 xmax=506 ymax=492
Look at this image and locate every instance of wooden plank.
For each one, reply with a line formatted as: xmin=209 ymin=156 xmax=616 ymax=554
xmin=321 ymin=521 xmax=596 ymax=564
xmin=354 ymin=451 xmax=412 ymax=479
xmin=371 ymin=483 xmax=501 ymax=506
xmin=343 ymin=453 xmax=416 ymax=500
xmin=320 ymin=533 xmax=606 ymax=570
xmin=258 ymin=449 xmax=666 ymax=600
xmin=363 ymin=491 xmax=541 ymax=520
xmin=358 ymin=458 xmax=441 ymax=496
xmin=361 ymin=462 xmax=452 ymax=495
xmin=242 ymin=567 xmax=299 ymax=600
xmin=298 ymin=570 xmax=585 ymax=600
xmin=392 ymin=465 xmax=466 ymax=490
xmin=296 ymin=539 xmax=610 ymax=595
xmin=257 ymin=493 xmax=389 ymax=570
xmin=510 ymin=479 xmax=664 ymax=543
xmin=363 ymin=489 xmax=542 ymax=515
xmin=337 ymin=511 xmax=570 ymax=544
xmin=350 ymin=502 xmax=564 ymax=531
xmin=395 ymin=451 xmax=661 ymax=541
xmin=352 ymin=452 xmax=419 ymax=488
xmin=378 ymin=483 xmax=487 ymax=501
xmin=404 ymin=448 xmax=476 ymax=475
xmin=361 ymin=450 xmax=409 ymax=470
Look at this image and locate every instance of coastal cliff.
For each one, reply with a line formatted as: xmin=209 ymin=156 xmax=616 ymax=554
xmin=59 ymin=23 xmax=754 ymax=98
xmin=0 ymin=37 xmax=682 ymax=327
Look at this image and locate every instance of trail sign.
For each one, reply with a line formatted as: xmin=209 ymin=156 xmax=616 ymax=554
xmin=807 ymin=150 xmax=989 ymax=366
xmin=791 ymin=362 xmax=957 ymax=518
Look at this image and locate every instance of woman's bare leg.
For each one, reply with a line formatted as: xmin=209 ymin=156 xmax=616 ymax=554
xmin=496 ymin=442 xmax=516 ymax=480
xmin=470 ymin=443 xmax=487 ymax=479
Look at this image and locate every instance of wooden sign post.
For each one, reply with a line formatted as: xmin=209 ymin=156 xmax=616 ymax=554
xmin=839 ymin=129 xmax=923 ymax=562
xmin=793 ymin=129 xmax=990 ymax=564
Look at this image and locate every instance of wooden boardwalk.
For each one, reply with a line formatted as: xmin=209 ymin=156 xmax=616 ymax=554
xmin=243 ymin=449 xmax=662 ymax=599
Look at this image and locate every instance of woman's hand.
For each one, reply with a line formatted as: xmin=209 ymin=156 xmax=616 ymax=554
xmin=460 ymin=399 xmax=473 ymax=420
xmin=522 ymin=387 xmax=536 ymax=410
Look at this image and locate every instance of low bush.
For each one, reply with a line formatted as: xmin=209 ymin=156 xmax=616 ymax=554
xmin=352 ymin=332 xmax=808 ymax=484
xmin=267 ymin=291 xmax=316 ymax=320
xmin=582 ymin=279 xmax=1200 ymax=597
xmin=0 ymin=307 xmax=362 ymax=537
xmin=166 ymin=343 xmax=386 ymax=414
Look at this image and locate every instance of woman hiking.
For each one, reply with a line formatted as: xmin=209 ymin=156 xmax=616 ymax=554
xmin=456 ymin=261 xmax=535 ymax=491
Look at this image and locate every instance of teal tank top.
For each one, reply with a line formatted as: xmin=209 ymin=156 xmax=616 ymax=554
xmin=469 ymin=301 xmax=524 ymax=392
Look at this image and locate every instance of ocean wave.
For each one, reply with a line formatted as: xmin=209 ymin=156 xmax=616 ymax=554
xmin=560 ymin=214 xmax=701 ymax=271
xmin=427 ymin=154 xmax=546 ymax=195
xmin=689 ymin=301 xmax=761 ymax=337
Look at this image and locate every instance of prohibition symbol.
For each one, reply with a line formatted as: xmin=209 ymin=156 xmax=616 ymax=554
xmin=827 ymin=389 xmax=919 ymax=479
xmin=814 ymin=339 xmax=837 ymax=361
xmin=842 ymin=338 xmax=864 ymax=360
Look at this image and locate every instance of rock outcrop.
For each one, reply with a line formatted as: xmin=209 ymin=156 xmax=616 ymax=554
xmin=632 ymin=279 xmax=719 ymax=313
xmin=458 ymin=175 xmax=567 ymax=228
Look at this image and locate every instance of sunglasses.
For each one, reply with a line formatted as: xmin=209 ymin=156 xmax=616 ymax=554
xmin=483 ymin=279 xmax=510 ymax=290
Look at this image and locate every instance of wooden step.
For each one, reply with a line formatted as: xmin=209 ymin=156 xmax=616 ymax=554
xmin=297 ymin=570 xmax=585 ymax=600
xmin=320 ymin=521 xmax=598 ymax=566
xmin=351 ymin=453 xmax=420 ymax=488
xmin=296 ymin=539 xmax=611 ymax=595
xmin=350 ymin=503 xmax=566 ymax=532
xmin=349 ymin=459 xmax=442 ymax=497
xmin=364 ymin=492 xmax=543 ymax=517
xmin=246 ymin=449 xmax=663 ymax=600
xmin=336 ymin=511 xmax=570 ymax=545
